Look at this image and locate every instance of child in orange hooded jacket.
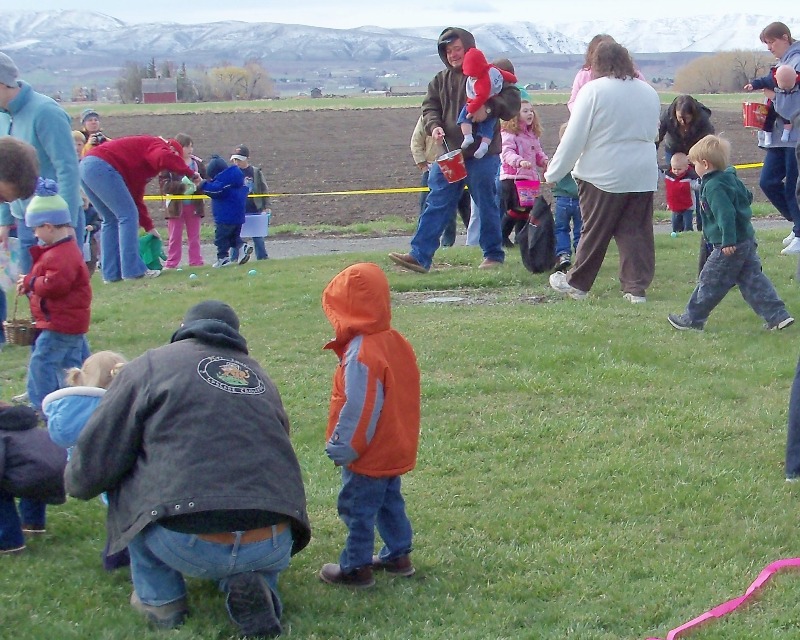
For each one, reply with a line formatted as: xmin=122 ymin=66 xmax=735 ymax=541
xmin=318 ymin=262 xmax=421 ymax=588
xmin=458 ymin=47 xmax=517 ymax=158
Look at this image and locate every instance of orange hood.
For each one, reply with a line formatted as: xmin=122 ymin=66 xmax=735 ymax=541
xmin=322 ymin=263 xmax=391 ymax=355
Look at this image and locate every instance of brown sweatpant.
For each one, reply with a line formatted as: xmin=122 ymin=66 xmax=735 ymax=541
xmin=567 ymin=180 xmax=655 ymax=297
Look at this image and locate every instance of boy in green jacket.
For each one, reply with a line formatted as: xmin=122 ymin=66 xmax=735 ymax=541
xmin=668 ymin=135 xmax=793 ymax=331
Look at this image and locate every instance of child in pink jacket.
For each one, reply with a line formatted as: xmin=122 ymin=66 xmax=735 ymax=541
xmin=499 ymin=100 xmax=548 ymax=246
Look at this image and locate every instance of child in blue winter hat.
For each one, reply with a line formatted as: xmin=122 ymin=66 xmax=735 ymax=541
xmin=17 ymin=178 xmax=92 ymax=415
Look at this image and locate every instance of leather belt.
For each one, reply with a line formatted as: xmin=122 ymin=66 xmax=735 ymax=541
xmin=197 ymin=521 xmax=289 ymax=545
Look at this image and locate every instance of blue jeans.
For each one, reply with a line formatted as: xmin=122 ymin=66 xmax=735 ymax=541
xmin=456 ymin=107 xmax=497 ymax=143
xmin=671 ymin=209 xmax=693 ymax=233
xmin=80 ymin=156 xmax=149 ymax=281
xmin=410 ymin=154 xmax=504 ymax=269
xmin=786 ymin=354 xmax=800 ymax=478
xmin=337 ymin=468 xmax=413 ymax=572
xmin=554 ymin=195 xmax=582 ymax=257
xmin=759 ymin=147 xmax=800 ymax=234
xmin=0 ymin=490 xmax=45 ymax=550
xmin=27 ymin=330 xmax=90 ymax=413
xmin=683 ymin=238 xmax=790 ymax=326
xmin=127 ymin=523 xmax=293 ymax=612
xmin=215 ymin=223 xmax=242 ymax=260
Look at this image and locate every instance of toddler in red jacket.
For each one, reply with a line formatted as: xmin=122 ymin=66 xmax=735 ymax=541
xmin=318 ymin=262 xmax=421 ymax=587
xmin=16 ymin=179 xmax=91 ymax=414
xmin=458 ymin=48 xmax=517 ymax=158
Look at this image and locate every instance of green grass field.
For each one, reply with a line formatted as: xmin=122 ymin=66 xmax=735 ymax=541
xmin=63 ymin=91 xmax=757 ymax=119
xmin=3 ymin=229 xmax=800 ymax=639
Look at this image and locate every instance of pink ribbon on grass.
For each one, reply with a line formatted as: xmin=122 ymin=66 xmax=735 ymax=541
xmin=646 ymin=557 xmax=800 ymax=640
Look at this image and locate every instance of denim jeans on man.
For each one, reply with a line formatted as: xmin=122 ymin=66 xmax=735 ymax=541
xmin=683 ymin=238 xmax=790 ymax=326
xmin=759 ymin=147 xmax=800 ymax=236
xmin=554 ymin=195 xmax=582 ymax=257
xmin=27 ymin=330 xmax=90 ymax=413
xmin=410 ymin=154 xmax=504 ymax=269
xmin=127 ymin=523 xmax=293 ymax=612
xmin=0 ymin=490 xmax=45 ymax=550
xmin=337 ymin=467 xmax=412 ymax=572
xmin=80 ymin=156 xmax=149 ymax=281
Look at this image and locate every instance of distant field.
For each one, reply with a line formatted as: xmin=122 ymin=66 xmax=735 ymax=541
xmin=63 ymin=91 xmax=758 ymax=118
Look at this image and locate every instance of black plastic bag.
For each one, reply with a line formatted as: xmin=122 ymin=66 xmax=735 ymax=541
xmin=517 ymin=196 xmax=556 ymax=274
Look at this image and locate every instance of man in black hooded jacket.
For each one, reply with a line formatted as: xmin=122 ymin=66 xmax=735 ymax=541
xmin=65 ymin=300 xmax=311 ymax=638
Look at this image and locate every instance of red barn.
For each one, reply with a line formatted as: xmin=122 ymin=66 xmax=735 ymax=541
xmin=142 ymin=78 xmax=177 ymax=104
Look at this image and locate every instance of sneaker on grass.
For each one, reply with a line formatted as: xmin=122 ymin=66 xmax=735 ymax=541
xmin=622 ymin=292 xmax=646 ymax=304
xmin=549 ymin=271 xmax=587 ymax=300
xmin=238 ymin=243 xmax=254 ymax=265
xmin=766 ymin=316 xmax=795 ymax=331
xmin=667 ymin=313 xmax=704 ymax=331
xmin=213 ymin=258 xmax=231 ymax=268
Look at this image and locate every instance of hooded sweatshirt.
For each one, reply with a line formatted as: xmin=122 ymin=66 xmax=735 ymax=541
xmin=322 ymin=263 xmax=420 ymax=478
xmin=422 ymin=27 xmax=521 ymax=159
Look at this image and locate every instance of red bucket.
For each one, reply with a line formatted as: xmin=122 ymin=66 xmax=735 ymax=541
xmin=436 ymin=149 xmax=467 ymax=183
xmin=515 ymin=179 xmax=541 ymax=207
xmin=743 ymin=102 xmax=769 ymax=129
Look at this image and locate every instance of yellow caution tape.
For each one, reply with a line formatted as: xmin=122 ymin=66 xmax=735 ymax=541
xmin=146 ymin=163 xmax=764 ymax=201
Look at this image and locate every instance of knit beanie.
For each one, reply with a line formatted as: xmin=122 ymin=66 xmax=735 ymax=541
xmin=80 ymin=108 xmax=99 ymax=123
xmin=182 ymin=300 xmax=240 ymax=331
xmin=206 ymin=154 xmax=228 ymax=179
xmin=25 ymin=178 xmax=71 ymax=227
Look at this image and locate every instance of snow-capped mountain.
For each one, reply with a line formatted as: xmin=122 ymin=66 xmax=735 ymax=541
xmin=0 ymin=10 xmax=787 ymax=65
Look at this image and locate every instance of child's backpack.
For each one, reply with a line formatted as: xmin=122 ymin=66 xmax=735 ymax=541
xmin=517 ymin=195 xmax=556 ymax=274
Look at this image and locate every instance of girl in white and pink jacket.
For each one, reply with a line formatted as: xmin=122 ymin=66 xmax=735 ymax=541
xmin=499 ymin=100 xmax=548 ymax=246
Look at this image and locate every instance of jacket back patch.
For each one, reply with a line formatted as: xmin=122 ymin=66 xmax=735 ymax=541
xmin=197 ymin=356 xmax=265 ymax=395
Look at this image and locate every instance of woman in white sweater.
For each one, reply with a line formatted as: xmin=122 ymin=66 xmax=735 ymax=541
xmin=545 ymin=41 xmax=661 ymax=303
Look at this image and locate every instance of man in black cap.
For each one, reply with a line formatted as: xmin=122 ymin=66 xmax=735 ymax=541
xmin=65 ymin=300 xmax=311 ymax=638
xmin=230 ymin=144 xmax=271 ymax=262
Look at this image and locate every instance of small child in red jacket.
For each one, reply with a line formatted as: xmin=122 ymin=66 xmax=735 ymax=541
xmin=458 ymin=48 xmax=517 ymax=158
xmin=662 ymin=152 xmax=699 ymax=233
xmin=318 ymin=262 xmax=421 ymax=587
xmin=16 ymin=179 xmax=91 ymax=414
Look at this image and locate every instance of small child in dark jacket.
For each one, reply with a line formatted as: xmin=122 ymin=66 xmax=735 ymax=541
xmin=668 ymin=135 xmax=794 ymax=332
xmin=0 ymin=402 xmax=67 ymax=554
xmin=200 ymin=155 xmax=248 ymax=268
xmin=318 ymin=263 xmax=421 ymax=587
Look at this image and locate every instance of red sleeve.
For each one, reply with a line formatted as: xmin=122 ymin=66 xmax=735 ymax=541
xmin=467 ymin=73 xmax=491 ymax=113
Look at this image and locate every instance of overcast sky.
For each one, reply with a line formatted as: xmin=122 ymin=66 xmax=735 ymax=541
xmin=4 ymin=1 xmax=787 ymax=30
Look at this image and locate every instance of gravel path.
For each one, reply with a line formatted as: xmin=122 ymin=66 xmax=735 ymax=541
xmin=190 ymin=219 xmax=791 ymax=266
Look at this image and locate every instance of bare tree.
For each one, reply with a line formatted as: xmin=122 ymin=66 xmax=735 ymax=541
xmin=116 ymin=61 xmax=144 ymax=104
xmin=728 ymin=49 xmax=773 ymax=87
xmin=675 ymin=51 xmax=774 ymax=93
xmin=210 ymin=65 xmax=248 ymax=100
